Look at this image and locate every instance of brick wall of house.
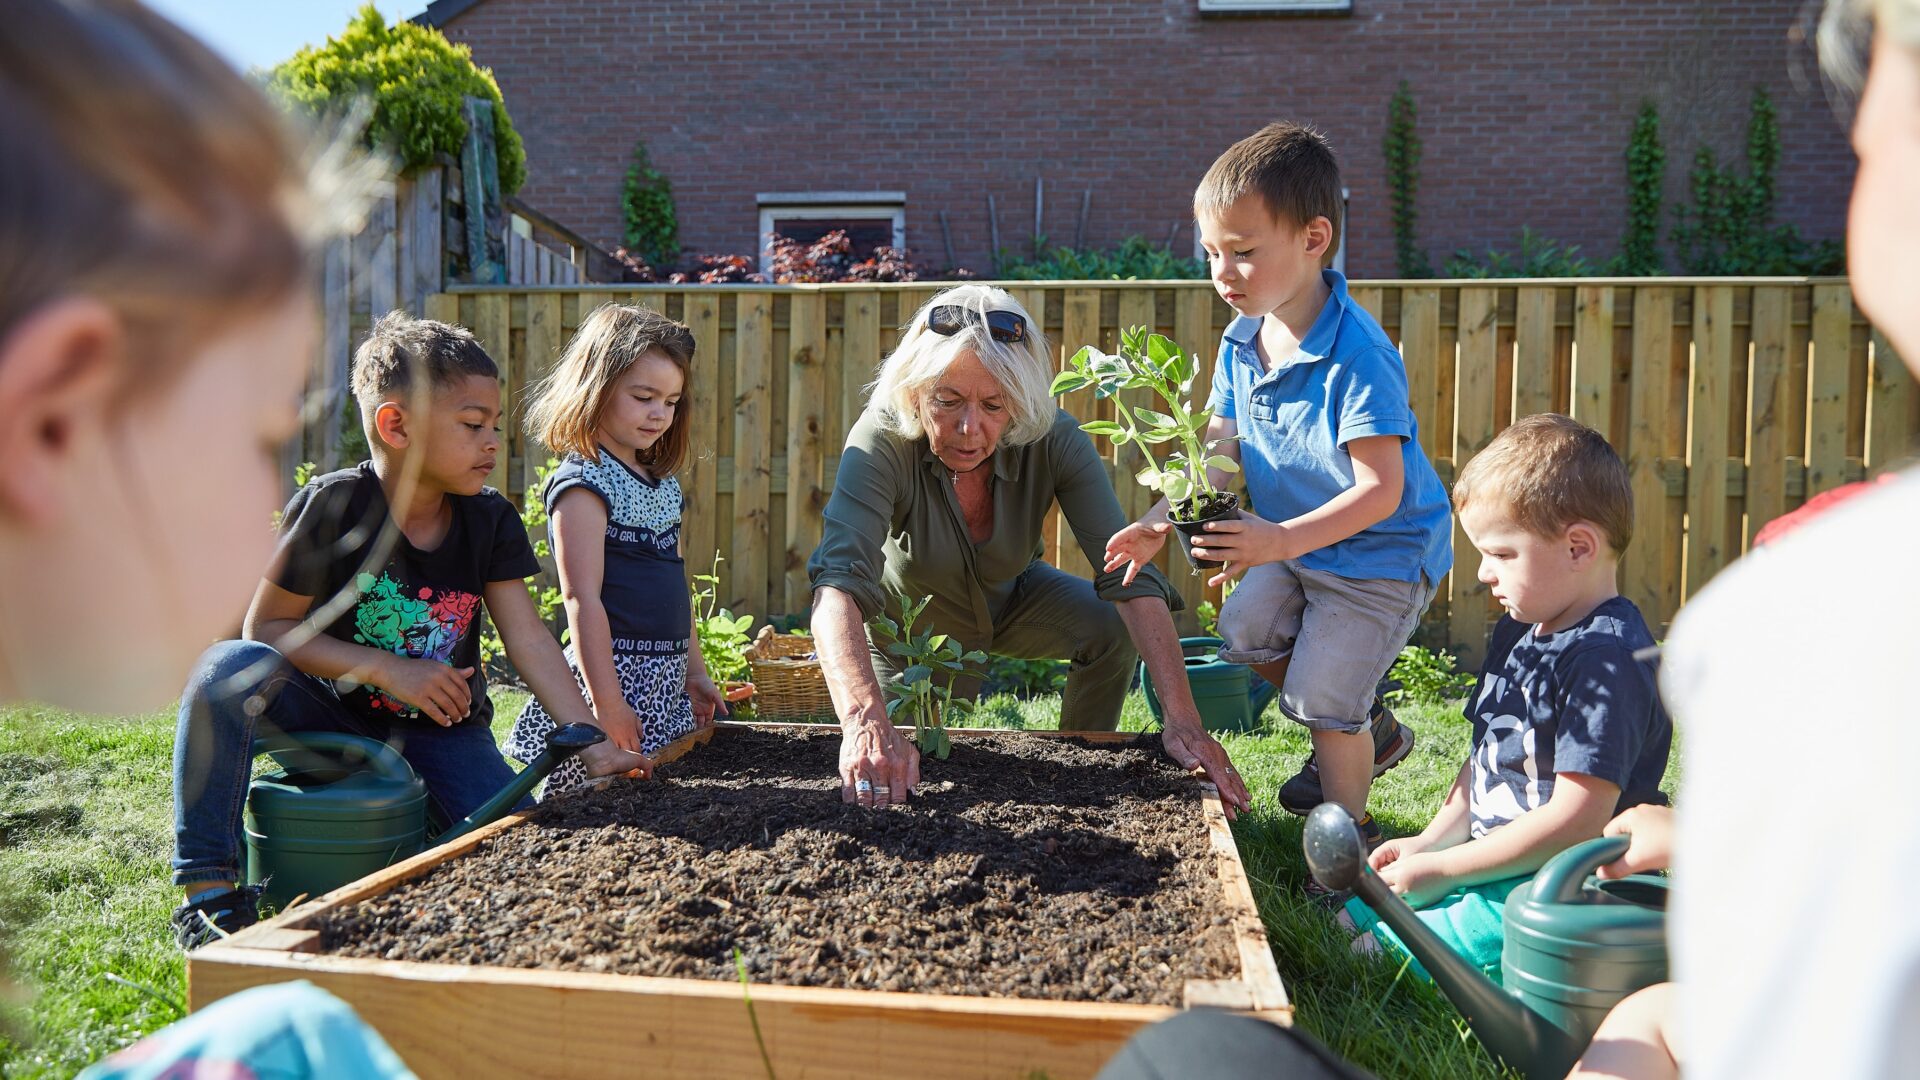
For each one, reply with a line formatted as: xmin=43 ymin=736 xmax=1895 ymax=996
xmin=434 ymin=0 xmax=1854 ymax=278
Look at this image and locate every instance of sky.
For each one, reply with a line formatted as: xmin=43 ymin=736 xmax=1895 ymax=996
xmin=143 ymin=0 xmax=426 ymax=75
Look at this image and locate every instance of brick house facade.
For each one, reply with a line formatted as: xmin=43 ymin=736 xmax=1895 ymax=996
xmin=421 ymin=0 xmax=1855 ymax=278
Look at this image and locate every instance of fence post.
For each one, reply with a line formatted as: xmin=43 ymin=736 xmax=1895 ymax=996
xmin=459 ymin=96 xmax=505 ymax=283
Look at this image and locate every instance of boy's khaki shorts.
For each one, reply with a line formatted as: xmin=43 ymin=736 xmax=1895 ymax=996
xmin=1215 ymin=560 xmax=1436 ymax=733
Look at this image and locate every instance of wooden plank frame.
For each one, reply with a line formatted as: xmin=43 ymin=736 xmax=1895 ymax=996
xmin=189 ymin=723 xmax=1289 ymax=1080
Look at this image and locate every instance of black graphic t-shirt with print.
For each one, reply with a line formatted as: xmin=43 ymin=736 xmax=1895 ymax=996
xmin=273 ymin=462 xmax=541 ymax=728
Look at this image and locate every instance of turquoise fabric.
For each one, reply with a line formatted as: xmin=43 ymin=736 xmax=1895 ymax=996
xmin=1343 ymin=874 xmax=1530 ymax=984
xmin=78 ymin=980 xmax=413 ymax=1079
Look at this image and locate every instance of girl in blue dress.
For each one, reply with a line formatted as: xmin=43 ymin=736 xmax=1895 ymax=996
xmin=505 ymin=303 xmax=726 ymax=795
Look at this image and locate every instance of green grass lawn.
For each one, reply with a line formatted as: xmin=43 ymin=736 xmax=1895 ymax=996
xmin=0 ymin=690 xmax=1680 ymax=1079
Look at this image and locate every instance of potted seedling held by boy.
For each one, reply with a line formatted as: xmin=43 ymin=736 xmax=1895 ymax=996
xmin=1051 ymin=327 xmax=1241 ymax=568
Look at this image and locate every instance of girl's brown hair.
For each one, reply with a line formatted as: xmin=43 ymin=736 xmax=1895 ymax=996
xmin=525 ymin=303 xmax=697 ymax=475
xmin=1 ymin=0 xmax=345 ymax=398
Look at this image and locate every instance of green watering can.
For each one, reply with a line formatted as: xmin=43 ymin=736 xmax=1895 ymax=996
xmin=1139 ymin=636 xmax=1259 ymax=734
xmin=1304 ymin=803 xmax=1669 ymax=1080
xmin=244 ymin=723 xmax=606 ymax=909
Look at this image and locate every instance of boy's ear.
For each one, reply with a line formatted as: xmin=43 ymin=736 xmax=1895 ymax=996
xmin=1566 ymin=521 xmax=1602 ymax=564
xmin=372 ymin=400 xmax=410 ymax=450
xmin=0 ymin=298 xmax=123 ymax=526
xmin=1302 ymin=215 xmax=1335 ymax=261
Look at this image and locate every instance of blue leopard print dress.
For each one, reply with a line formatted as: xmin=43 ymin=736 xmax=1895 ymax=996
xmin=504 ymin=448 xmax=696 ymax=796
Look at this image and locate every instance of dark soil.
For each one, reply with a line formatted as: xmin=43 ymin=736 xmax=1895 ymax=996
xmin=313 ymin=728 xmax=1240 ymax=1005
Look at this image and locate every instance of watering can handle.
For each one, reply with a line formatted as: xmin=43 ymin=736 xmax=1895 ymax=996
xmin=1529 ymin=834 xmax=1632 ymax=905
xmin=251 ymin=731 xmax=414 ymax=785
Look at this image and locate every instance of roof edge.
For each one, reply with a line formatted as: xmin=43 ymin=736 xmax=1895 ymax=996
xmin=412 ymin=0 xmax=489 ymax=29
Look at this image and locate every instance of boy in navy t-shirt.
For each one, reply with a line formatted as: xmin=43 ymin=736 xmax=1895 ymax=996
xmin=1340 ymin=414 xmax=1672 ymax=980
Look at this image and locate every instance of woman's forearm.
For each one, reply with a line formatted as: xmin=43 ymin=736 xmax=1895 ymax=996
xmin=811 ymin=586 xmax=889 ymax=727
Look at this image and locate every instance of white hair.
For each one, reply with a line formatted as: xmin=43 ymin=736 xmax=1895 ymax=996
xmin=1821 ymin=0 xmax=1920 ymax=89
xmin=868 ymin=283 xmax=1057 ymax=447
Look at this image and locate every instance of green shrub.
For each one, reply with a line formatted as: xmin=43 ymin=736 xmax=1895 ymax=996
xmin=1443 ymin=227 xmax=1599 ymax=278
xmin=996 ymin=235 xmax=1205 ymax=280
xmin=1670 ymin=87 xmax=1842 ymax=276
xmin=691 ymin=554 xmax=755 ymax=687
xmin=621 ymin=139 xmax=679 ymax=271
xmin=1614 ymin=102 xmax=1666 ymax=275
xmin=271 ymin=3 xmax=527 ymax=194
xmin=479 ymin=458 xmax=565 ymax=679
xmin=1384 ymin=80 xmax=1432 ymax=278
xmin=982 ymin=656 xmax=1067 ymax=697
xmin=1386 ymin=645 xmax=1474 ymax=706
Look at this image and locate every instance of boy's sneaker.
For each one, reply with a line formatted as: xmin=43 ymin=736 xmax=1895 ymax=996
xmin=1278 ymin=701 xmax=1415 ymax=817
xmin=1302 ymin=814 xmax=1383 ymax=907
xmin=171 ymin=884 xmax=263 ymax=950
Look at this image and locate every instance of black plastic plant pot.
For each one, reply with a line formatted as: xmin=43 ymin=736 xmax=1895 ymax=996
xmin=1169 ymin=492 xmax=1240 ymax=570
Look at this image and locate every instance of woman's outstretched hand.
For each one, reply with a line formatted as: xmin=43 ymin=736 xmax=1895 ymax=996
xmin=839 ymin=706 xmax=919 ymax=808
xmin=1105 ymin=520 xmax=1173 ymax=586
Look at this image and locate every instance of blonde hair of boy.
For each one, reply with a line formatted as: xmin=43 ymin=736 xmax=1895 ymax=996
xmin=525 ymin=302 xmax=697 ymax=475
xmin=1453 ymin=413 xmax=1634 ymax=555
xmin=1194 ymin=121 xmax=1345 ymax=254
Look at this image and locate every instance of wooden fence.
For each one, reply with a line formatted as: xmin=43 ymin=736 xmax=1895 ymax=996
xmin=304 ymin=164 xmax=609 ymax=465
xmin=406 ymin=280 xmax=1915 ymax=664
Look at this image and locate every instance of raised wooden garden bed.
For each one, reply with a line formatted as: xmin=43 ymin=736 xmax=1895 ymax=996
xmin=189 ymin=723 xmax=1288 ymax=1079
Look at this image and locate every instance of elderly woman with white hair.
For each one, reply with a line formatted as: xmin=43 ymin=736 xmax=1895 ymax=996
xmin=807 ymin=284 xmax=1250 ymax=814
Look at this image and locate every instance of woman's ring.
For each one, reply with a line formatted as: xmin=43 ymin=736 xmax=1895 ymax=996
xmin=856 ymin=778 xmax=874 ymax=794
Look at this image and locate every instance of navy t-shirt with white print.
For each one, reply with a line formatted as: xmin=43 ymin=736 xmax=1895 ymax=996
xmin=1465 ymin=596 xmax=1673 ymax=838
xmin=543 ymin=449 xmax=692 ymax=655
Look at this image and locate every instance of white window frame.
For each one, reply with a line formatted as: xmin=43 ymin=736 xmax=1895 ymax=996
xmin=1197 ymin=0 xmax=1351 ymax=12
xmin=756 ymin=192 xmax=906 ymax=278
xmin=1194 ymin=186 xmax=1349 ymax=275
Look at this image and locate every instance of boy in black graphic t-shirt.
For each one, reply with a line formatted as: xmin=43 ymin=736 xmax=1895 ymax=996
xmin=168 ymin=313 xmax=650 ymax=948
xmin=1338 ymin=415 xmax=1672 ymax=981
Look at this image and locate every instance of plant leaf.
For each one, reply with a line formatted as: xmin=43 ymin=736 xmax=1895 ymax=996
xmin=1050 ymin=369 xmax=1094 ymax=396
xmin=1162 ymin=474 xmax=1193 ymax=503
xmin=1079 ymin=420 xmax=1127 ymax=438
xmin=1206 ymin=455 xmax=1240 ymax=473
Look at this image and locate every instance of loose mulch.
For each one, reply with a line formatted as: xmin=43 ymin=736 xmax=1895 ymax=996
xmin=313 ymin=727 xmax=1240 ymax=1005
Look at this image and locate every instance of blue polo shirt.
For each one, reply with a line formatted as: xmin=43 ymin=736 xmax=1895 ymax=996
xmin=1205 ymin=269 xmax=1452 ymax=584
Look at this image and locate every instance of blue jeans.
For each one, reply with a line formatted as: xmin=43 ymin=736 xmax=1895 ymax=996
xmin=171 ymin=639 xmax=522 ymax=887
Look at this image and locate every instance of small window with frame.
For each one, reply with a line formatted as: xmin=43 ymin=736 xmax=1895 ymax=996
xmin=1197 ymin=0 xmax=1351 ymax=12
xmin=757 ymin=192 xmax=906 ymax=277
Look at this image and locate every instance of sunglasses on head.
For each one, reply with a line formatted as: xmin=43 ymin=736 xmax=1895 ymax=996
xmin=926 ymin=305 xmax=1029 ymax=344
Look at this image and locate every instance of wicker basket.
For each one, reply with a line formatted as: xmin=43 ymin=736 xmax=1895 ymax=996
xmin=746 ymin=626 xmax=835 ymax=720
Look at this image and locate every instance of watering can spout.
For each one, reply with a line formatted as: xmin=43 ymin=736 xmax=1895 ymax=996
xmin=437 ymin=723 xmax=606 ymax=845
xmin=1303 ymin=804 xmax=1588 ymax=1080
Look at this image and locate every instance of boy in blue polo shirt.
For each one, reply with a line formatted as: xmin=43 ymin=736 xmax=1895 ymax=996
xmin=1106 ymin=121 xmax=1451 ymax=861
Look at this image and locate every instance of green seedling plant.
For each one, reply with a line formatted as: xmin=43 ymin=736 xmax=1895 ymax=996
xmin=868 ymin=594 xmax=986 ymax=760
xmin=1050 ymin=326 xmax=1240 ymax=521
xmin=691 ymin=553 xmax=755 ymax=686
